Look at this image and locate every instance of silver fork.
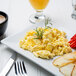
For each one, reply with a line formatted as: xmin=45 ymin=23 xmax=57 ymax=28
xmin=15 ymin=61 xmax=27 ymax=76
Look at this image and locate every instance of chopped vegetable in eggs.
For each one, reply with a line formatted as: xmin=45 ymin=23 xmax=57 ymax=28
xmin=19 ymin=27 xmax=72 ymax=59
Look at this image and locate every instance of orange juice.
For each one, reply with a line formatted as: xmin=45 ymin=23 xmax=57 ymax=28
xmin=29 ymin=0 xmax=49 ymax=10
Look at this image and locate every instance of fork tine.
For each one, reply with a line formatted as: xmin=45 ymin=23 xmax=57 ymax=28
xmin=20 ymin=61 xmax=23 ymax=74
xmin=22 ymin=61 xmax=27 ymax=73
xmin=15 ymin=62 xmax=17 ymax=75
xmin=17 ymin=62 xmax=21 ymax=74
xmin=15 ymin=61 xmax=27 ymax=76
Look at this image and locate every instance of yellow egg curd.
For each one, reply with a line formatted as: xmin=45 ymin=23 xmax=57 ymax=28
xmin=19 ymin=27 xmax=72 ymax=59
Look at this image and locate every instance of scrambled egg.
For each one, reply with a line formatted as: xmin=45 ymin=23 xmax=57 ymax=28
xmin=19 ymin=27 xmax=72 ymax=59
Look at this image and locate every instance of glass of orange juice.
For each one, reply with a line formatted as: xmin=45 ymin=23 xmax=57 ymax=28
xmin=29 ymin=0 xmax=49 ymax=23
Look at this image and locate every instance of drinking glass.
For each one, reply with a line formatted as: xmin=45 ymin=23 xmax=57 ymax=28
xmin=72 ymin=0 xmax=76 ymax=19
xmin=29 ymin=0 xmax=49 ymax=24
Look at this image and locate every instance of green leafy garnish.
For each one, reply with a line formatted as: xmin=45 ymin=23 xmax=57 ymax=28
xmin=34 ymin=18 xmax=52 ymax=39
xmin=45 ymin=26 xmax=52 ymax=29
xmin=45 ymin=18 xmax=52 ymax=26
xmin=34 ymin=28 xmax=44 ymax=39
xmin=45 ymin=18 xmax=49 ymax=27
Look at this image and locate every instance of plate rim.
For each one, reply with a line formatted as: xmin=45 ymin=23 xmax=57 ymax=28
xmin=1 ymin=26 xmax=74 ymax=76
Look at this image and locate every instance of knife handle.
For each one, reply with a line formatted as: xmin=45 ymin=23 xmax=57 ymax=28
xmin=0 ymin=58 xmax=14 ymax=76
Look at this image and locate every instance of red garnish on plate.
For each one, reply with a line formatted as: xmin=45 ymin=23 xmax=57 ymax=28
xmin=69 ymin=34 xmax=76 ymax=48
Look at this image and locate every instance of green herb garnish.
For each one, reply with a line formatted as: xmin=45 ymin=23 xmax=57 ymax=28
xmin=34 ymin=18 xmax=52 ymax=39
xmin=45 ymin=26 xmax=52 ymax=29
xmin=45 ymin=18 xmax=52 ymax=26
xmin=34 ymin=28 xmax=44 ymax=39
xmin=45 ymin=18 xmax=49 ymax=27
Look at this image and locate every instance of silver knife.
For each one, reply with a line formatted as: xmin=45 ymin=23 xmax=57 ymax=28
xmin=0 ymin=52 xmax=16 ymax=76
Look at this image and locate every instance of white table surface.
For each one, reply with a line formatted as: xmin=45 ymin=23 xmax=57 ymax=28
xmin=0 ymin=0 xmax=76 ymax=76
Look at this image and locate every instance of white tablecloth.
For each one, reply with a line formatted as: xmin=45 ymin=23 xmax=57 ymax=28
xmin=0 ymin=0 xmax=76 ymax=76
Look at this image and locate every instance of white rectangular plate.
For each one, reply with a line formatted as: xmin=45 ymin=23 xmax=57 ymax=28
xmin=1 ymin=25 xmax=74 ymax=76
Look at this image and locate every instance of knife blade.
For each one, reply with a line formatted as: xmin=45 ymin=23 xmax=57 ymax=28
xmin=0 ymin=52 xmax=16 ymax=76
